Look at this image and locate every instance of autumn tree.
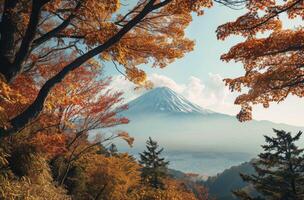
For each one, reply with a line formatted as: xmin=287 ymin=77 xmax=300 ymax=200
xmin=0 ymin=0 xmax=213 ymax=136
xmin=0 ymin=59 xmax=133 ymax=176
xmin=217 ymin=0 xmax=304 ymax=121
xmin=0 ymin=141 xmax=70 ymax=199
xmin=130 ymin=179 xmax=199 ymax=200
xmin=68 ymin=152 xmax=140 ymax=200
xmin=139 ymin=137 xmax=169 ymax=189
xmin=0 ymin=55 xmax=135 ymax=198
xmin=234 ymin=129 xmax=304 ymax=200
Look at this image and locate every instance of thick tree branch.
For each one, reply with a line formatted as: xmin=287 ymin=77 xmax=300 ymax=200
xmin=55 ymin=34 xmax=85 ymax=39
xmin=32 ymin=0 xmax=82 ymax=48
xmin=214 ymin=0 xmax=247 ymax=9
xmin=1 ymin=0 xmax=173 ymax=137
xmin=0 ymin=0 xmax=20 ymax=81
xmin=13 ymin=0 xmax=50 ymax=75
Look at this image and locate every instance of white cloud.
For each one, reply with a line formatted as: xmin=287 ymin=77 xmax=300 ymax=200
xmin=110 ymin=75 xmax=144 ymax=101
xmin=149 ymin=73 xmax=186 ymax=94
xmin=184 ymin=76 xmax=205 ymax=102
xmin=110 ymin=73 xmax=238 ymax=115
xmin=109 ymin=73 xmax=304 ymax=126
xmin=181 ymin=73 xmax=238 ymax=115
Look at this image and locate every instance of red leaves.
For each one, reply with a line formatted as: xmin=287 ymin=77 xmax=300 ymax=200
xmin=29 ymin=132 xmax=68 ymax=158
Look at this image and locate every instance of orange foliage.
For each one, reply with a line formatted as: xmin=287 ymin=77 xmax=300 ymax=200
xmin=0 ymin=0 xmax=215 ymax=134
xmin=130 ymin=179 xmax=200 ymax=200
xmin=2 ymin=56 xmax=129 ymax=138
xmin=75 ymin=153 xmax=141 ymax=200
xmin=0 ymin=0 xmax=212 ymax=85
xmin=218 ymin=0 xmax=304 ymax=121
xmin=0 ymin=1 xmax=216 ymax=199
xmin=29 ymin=132 xmax=68 ymax=159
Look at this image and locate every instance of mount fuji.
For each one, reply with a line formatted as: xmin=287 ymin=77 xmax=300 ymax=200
xmin=125 ymin=87 xmax=214 ymax=115
xmin=110 ymin=87 xmax=304 ymax=175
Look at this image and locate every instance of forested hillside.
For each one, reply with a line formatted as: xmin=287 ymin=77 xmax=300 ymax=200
xmin=203 ymin=161 xmax=255 ymax=200
xmin=1 ymin=0 xmax=304 ymax=199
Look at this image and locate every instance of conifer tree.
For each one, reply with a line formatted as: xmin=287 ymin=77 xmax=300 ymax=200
xmin=234 ymin=129 xmax=304 ymax=200
xmin=139 ymin=137 xmax=169 ymax=189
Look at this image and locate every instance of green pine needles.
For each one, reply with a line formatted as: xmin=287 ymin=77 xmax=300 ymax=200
xmin=139 ymin=137 xmax=169 ymax=189
xmin=234 ymin=129 xmax=304 ymax=200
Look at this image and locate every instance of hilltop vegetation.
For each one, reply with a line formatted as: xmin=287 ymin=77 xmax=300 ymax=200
xmin=203 ymin=161 xmax=255 ymax=200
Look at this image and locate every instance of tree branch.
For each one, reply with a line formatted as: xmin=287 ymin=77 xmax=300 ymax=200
xmin=0 ymin=0 xmax=20 ymax=81
xmin=32 ymin=0 xmax=82 ymax=48
xmin=13 ymin=0 xmax=51 ymax=78
xmin=1 ymin=0 xmax=173 ymax=137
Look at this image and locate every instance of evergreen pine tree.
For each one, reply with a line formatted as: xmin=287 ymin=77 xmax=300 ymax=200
xmin=233 ymin=129 xmax=304 ymax=200
xmin=139 ymin=137 xmax=169 ymax=189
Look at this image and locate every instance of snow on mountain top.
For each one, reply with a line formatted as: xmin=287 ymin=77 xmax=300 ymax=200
xmin=126 ymin=87 xmax=214 ymax=115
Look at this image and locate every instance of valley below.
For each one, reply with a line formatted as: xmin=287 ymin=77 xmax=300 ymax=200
xmin=93 ymin=87 xmax=304 ymax=176
xmin=129 ymin=149 xmax=253 ymax=176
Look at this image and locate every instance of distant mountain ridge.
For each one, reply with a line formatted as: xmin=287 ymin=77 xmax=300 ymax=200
xmin=125 ymin=87 xmax=214 ymax=115
xmin=108 ymin=86 xmax=304 ymax=175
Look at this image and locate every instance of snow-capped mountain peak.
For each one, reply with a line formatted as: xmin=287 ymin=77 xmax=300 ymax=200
xmin=125 ymin=87 xmax=214 ymax=115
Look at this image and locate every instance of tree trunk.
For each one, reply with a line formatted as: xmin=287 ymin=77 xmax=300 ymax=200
xmin=1 ymin=0 xmax=173 ymax=137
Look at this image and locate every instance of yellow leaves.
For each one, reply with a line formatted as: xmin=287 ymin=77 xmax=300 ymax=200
xmin=126 ymin=67 xmax=147 ymax=85
xmin=75 ymin=152 xmax=141 ymax=200
xmin=0 ymin=79 xmax=27 ymax=105
xmin=0 ymin=147 xmax=9 ymax=168
xmin=165 ymin=0 xmax=212 ymax=16
xmin=0 ymin=154 xmax=70 ymax=200
xmin=44 ymin=101 xmax=55 ymax=112
xmin=69 ymin=0 xmax=210 ymax=89
xmin=129 ymin=179 xmax=198 ymax=200
xmin=0 ymin=78 xmax=29 ymax=129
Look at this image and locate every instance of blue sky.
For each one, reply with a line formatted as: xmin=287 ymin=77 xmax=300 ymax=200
xmin=106 ymin=3 xmax=304 ymax=127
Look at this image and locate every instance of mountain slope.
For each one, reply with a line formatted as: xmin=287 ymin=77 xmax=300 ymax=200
xmin=125 ymin=87 xmax=214 ymax=115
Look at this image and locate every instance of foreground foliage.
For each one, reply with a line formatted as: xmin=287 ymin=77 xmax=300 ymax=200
xmin=0 ymin=0 xmax=212 ymax=135
xmin=0 ymin=59 xmax=209 ymax=199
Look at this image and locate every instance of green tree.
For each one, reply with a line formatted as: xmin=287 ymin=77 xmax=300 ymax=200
xmin=234 ymin=129 xmax=304 ymax=200
xmin=139 ymin=137 xmax=169 ymax=189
